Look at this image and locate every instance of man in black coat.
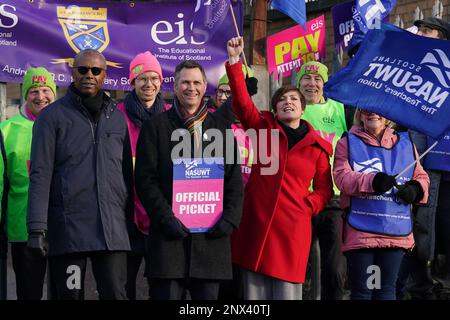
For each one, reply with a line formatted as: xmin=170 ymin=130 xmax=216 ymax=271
xmin=398 ymin=17 xmax=450 ymax=300
xmin=135 ymin=61 xmax=243 ymax=300
xmin=27 ymin=49 xmax=133 ymax=300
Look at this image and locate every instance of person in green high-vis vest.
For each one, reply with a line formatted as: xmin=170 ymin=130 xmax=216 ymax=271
xmin=297 ymin=61 xmax=348 ymax=300
xmin=0 ymin=67 xmax=56 ymax=300
xmin=0 ymin=132 xmax=8 ymax=300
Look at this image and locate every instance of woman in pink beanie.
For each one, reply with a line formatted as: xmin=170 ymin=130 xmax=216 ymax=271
xmin=117 ymin=51 xmax=170 ymax=299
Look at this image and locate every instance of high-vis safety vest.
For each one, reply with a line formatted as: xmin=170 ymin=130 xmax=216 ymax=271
xmin=348 ymin=132 xmax=415 ymax=236
xmin=0 ymin=114 xmax=33 ymax=241
xmin=0 ymin=133 xmax=7 ymax=245
xmin=301 ymin=98 xmax=347 ymax=194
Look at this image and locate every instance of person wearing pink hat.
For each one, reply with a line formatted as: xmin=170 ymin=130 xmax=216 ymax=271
xmin=117 ymin=51 xmax=170 ymax=299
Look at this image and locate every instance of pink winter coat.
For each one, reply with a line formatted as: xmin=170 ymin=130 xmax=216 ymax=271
xmin=333 ymin=126 xmax=430 ymax=252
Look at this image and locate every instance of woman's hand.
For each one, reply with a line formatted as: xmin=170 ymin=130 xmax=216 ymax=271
xmin=227 ymin=36 xmax=244 ymax=65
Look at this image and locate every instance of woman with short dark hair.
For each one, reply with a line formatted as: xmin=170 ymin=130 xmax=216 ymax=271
xmin=226 ymin=36 xmax=333 ymax=300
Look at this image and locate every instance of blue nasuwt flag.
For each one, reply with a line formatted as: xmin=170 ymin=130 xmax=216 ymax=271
xmin=348 ymin=0 xmax=396 ymax=54
xmin=271 ymin=0 xmax=306 ymax=29
xmin=324 ymin=24 xmax=450 ymax=140
xmin=192 ymin=0 xmax=230 ymax=42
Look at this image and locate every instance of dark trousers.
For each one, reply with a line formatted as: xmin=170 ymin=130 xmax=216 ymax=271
xmin=11 ymin=242 xmax=46 ymax=300
xmin=149 ymin=278 xmax=220 ymax=300
xmin=218 ymin=264 xmax=242 ymax=300
xmin=49 ymin=251 xmax=127 ymax=300
xmin=346 ymin=248 xmax=405 ymax=300
xmin=402 ymin=179 xmax=450 ymax=299
xmin=126 ymin=251 xmax=150 ymax=300
xmin=399 ymin=253 xmax=435 ymax=299
xmin=435 ymin=180 xmax=450 ymax=273
xmin=311 ymin=200 xmax=346 ymax=300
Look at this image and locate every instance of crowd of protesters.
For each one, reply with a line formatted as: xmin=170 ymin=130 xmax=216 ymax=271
xmin=0 ymin=16 xmax=449 ymax=301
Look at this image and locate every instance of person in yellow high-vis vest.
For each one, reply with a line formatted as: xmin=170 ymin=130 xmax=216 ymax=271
xmin=297 ymin=61 xmax=348 ymax=300
xmin=0 ymin=67 xmax=56 ymax=300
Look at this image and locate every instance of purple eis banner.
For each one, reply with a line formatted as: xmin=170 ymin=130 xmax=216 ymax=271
xmin=0 ymin=0 xmax=243 ymax=94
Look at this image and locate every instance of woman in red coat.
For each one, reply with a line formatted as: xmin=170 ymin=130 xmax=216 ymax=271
xmin=226 ymin=37 xmax=334 ymax=300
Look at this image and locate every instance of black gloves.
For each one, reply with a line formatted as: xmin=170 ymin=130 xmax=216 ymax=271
xmin=245 ymin=76 xmax=258 ymax=97
xmin=27 ymin=232 xmax=47 ymax=257
xmin=207 ymin=218 xmax=234 ymax=239
xmin=160 ymin=215 xmax=189 ymax=240
xmin=372 ymin=172 xmax=397 ymax=194
xmin=396 ymin=180 xmax=424 ymax=204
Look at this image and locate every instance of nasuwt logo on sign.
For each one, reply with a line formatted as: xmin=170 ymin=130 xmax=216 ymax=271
xmin=358 ymin=49 xmax=450 ymax=115
xmin=420 ymin=49 xmax=450 ymax=89
xmin=353 ymin=158 xmax=383 ymax=173
xmin=185 ymin=159 xmax=199 ymax=171
xmin=184 ymin=160 xmax=211 ymax=178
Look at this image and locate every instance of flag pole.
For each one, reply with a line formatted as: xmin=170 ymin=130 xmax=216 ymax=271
xmin=395 ymin=140 xmax=439 ymax=179
xmin=229 ymin=3 xmax=249 ymax=74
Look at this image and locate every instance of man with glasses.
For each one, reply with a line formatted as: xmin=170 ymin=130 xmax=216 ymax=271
xmin=27 ymin=49 xmax=133 ymax=300
xmin=212 ymin=85 xmax=232 ymax=111
xmin=401 ymin=17 xmax=450 ymax=300
xmin=117 ymin=51 xmax=169 ymax=299
xmin=207 ymin=65 xmax=254 ymax=112
xmin=206 ymin=79 xmax=231 ymax=112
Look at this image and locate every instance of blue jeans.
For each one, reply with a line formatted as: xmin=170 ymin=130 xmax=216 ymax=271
xmin=346 ymin=248 xmax=405 ymax=300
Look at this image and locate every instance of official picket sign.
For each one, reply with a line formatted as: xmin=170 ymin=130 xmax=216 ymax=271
xmin=172 ymin=158 xmax=224 ymax=232
xmin=325 ymin=24 xmax=450 ymax=140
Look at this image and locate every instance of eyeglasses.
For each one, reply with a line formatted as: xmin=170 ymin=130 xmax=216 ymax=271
xmin=74 ymin=66 xmax=105 ymax=76
xmin=216 ymin=89 xmax=232 ymax=98
xmin=135 ymin=76 xmax=161 ymax=85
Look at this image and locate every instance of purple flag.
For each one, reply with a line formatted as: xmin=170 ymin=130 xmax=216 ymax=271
xmin=0 ymin=0 xmax=243 ymax=95
xmin=355 ymin=0 xmax=396 ymax=34
xmin=192 ymin=0 xmax=231 ymax=43
xmin=349 ymin=0 xmax=396 ymax=51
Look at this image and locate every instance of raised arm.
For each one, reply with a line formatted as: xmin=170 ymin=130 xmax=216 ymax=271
xmin=226 ymin=37 xmax=266 ymax=130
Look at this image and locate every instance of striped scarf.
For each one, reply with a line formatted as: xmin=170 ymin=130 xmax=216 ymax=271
xmin=173 ymin=98 xmax=208 ymax=151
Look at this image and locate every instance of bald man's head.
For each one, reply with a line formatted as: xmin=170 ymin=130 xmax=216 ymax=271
xmin=74 ymin=49 xmax=107 ymax=69
xmin=72 ymin=49 xmax=107 ymax=97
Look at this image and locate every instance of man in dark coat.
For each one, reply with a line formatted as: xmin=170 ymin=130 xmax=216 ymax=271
xmin=135 ymin=61 xmax=243 ymax=300
xmin=400 ymin=17 xmax=450 ymax=300
xmin=27 ymin=49 xmax=133 ymax=300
